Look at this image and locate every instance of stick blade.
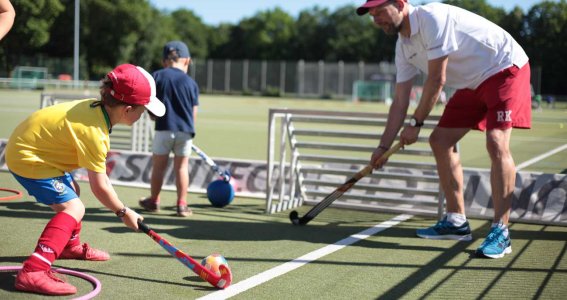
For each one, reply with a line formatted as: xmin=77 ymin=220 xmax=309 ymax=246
xmin=289 ymin=210 xmax=301 ymax=225
xmin=289 ymin=210 xmax=311 ymax=226
xmin=216 ymin=264 xmax=233 ymax=289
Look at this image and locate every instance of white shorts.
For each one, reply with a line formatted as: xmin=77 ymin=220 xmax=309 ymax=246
xmin=152 ymin=131 xmax=193 ymax=156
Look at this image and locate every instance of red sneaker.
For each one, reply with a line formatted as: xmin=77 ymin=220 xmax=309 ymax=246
xmin=59 ymin=243 xmax=110 ymax=261
xmin=15 ymin=269 xmax=77 ymax=296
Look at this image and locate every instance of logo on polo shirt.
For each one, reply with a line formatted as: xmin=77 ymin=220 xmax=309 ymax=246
xmin=497 ymin=110 xmax=512 ymax=122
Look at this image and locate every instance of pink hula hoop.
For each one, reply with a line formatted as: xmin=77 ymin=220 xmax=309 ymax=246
xmin=0 ymin=266 xmax=102 ymax=300
xmin=0 ymin=188 xmax=23 ymax=201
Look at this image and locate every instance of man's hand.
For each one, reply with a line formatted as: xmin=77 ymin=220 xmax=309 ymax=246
xmin=400 ymin=126 xmax=420 ymax=145
xmin=370 ymin=146 xmax=390 ymax=169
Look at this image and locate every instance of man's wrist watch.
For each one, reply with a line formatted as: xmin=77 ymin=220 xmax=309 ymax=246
xmin=409 ymin=116 xmax=424 ymax=127
xmin=115 ymin=207 xmax=128 ymax=217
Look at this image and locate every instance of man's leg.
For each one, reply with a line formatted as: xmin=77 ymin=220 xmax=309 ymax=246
xmin=430 ymin=127 xmax=469 ymax=215
xmin=416 ymin=126 xmax=472 ymax=241
xmin=486 ymin=128 xmax=514 ymax=225
xmin=475 ymin=128 xmax=514 ymax=258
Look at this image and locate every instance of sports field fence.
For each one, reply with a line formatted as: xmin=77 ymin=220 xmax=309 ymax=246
xmin=0 ymin=58 xmax=547 ymax=101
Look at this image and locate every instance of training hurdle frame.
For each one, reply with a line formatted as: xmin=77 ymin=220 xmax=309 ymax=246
xmin=265 ymin=108 xmax=450 ymax=218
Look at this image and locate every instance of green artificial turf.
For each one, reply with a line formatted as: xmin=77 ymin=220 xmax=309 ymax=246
xmin=1 ymin=171 xmax=566 ymax=299
xmin=0 ymin=89 xmax=566 ymax=299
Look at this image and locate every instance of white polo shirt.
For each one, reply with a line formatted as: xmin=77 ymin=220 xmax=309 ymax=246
xmin=395 ymin=3 xmax=529 ymax=89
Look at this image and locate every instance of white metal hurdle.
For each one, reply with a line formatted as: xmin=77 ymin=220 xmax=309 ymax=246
xmin=266 ymin=108 xmax=453 ymax=218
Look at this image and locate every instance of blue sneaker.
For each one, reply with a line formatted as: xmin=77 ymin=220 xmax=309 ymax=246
xmin=416 ymin=216 xmax=472 ymax=241
xmin=476 ymin=225 xmax=512 ymax=258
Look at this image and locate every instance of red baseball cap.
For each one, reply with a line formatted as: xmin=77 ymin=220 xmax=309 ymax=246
xmin=356 ymin=0 xmax=406 ymax=16
xmin=107 ymin=64 xmax=166 ymax=117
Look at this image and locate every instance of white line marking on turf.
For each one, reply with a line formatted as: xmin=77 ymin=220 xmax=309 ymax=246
xmin=197 ymin=214 xmax=413 ymax=300
xmin=516 ymin=143 xmax=567 ymax=171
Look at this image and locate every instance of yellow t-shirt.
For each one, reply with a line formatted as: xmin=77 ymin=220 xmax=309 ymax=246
xmin=6 ymin=99 xmax=111 ymax=179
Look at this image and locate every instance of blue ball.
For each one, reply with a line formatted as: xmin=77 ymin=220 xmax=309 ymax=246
xmin=206 ymin=179 xmax=234 ymax=207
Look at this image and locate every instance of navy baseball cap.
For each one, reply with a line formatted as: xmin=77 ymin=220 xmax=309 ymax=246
xmin=163 ymin=41 xmax=190 ymax=59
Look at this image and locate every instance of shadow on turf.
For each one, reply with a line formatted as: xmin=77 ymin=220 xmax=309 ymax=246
xmin=2 ymin=202 xmax=564 ymax=298
xmin=0 ymin=201 xmax=51 ymax=212
xmin=0 ymin=267 xmax=216 ymax=295
xmin=2 ymin=202 xmax=566 ymax=246
xmin=74 ymin=268 xmax=218 ymax=291
xmin=101 ymin=215 xmax=442 ymax=248
xmin=0 ymin=272 xmax=16 ymax=295
xmin=374 ymin=220 xmax=556 ymax=299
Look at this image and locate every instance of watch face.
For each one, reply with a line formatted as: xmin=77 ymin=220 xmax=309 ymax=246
xmin=410 ymin=118 xmax=416 ymax=126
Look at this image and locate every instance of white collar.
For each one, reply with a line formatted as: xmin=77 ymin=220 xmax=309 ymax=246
xmin=401 ymin=4 xmax=418 ymax=40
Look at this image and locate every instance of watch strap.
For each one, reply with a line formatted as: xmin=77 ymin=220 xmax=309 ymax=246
xmin=115 ymin=207 xmax=127 ymax=217
xmin=410 ymin=117 xmax=424 ymax=127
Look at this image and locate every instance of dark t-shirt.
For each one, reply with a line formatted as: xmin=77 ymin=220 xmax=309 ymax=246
xmin=152 ymin=67 xmax=199 ymax=135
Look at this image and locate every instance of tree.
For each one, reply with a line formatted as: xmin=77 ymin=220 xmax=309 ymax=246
xmin=327 ymin=5 xmax=396 ymax=62
xmin=443 ymin=0 xmax=506 ymax=24
xmin=134 ymin=7 xmax=174 ymax=72
xmin=524 ymin=1 xmax=567 ymax=94
xmin=499 ymin=7 xmax=526 ymax=45
xmin=292 ymin=7 xmax=333 ymax=61
xmin=224 ymin=8 xmax=295 ymax=59
xmin=80 ymin=0 xmax=157 ymax=78
xmin=41 ymin=0 xmax=75 ymax=58
xmin=1 ymin=0 xmax=64 ymax=74
xmin=170 ymin=9 xmax=209 ymax=59
xmin=207 ymin=23 xmax=232 ymax=59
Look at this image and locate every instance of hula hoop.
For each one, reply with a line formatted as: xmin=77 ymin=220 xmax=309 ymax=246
xmin=0 ymin=188 xmax=23 ymax=201
xmin=0 ymin=266 xmax=101 ymax=300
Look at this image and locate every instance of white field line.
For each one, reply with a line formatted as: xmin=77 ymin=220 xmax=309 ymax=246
xmin=197 ymin=214 xmax=413 ymax=300
xmin=516 ymin=143 xmax=567 ymax=171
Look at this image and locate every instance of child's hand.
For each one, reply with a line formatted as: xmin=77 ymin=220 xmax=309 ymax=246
xmin=120 ymin=208 xmax=143 ymax=231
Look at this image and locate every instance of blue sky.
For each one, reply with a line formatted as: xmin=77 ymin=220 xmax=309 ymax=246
xmin=149 ymin=0 xmax=552 ymax=25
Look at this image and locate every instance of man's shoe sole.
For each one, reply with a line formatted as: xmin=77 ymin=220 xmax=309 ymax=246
xmin=477 ymin=246 xmax=512 ymax=258
xmin=416 ymin=233 xmax=472 ymax=241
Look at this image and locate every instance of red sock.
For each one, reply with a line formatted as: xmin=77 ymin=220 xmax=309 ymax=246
xmin=65 ymin=221 xmax=82 ymax=249
xmin=23 ymin=212 xmax=77 ymax=272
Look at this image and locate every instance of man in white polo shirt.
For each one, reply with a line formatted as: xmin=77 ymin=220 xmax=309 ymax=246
xmin=358 ymin=0 xmax=531 ymax=258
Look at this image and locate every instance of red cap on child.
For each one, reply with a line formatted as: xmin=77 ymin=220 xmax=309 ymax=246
xmin=107 ymin=64 xmax=166 ymax=117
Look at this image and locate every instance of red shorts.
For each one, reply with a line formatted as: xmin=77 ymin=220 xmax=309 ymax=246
xmin=438 ymin=63 xmax=532 ymax=131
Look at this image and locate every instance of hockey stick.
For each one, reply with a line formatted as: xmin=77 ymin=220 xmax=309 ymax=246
xmin=289 ymin=142 xmax=404 ymax=225
xmin=137 ymin=220 xmax=232 ymax=289
xmin=191 ymin=144 xmax=231 ymax=182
